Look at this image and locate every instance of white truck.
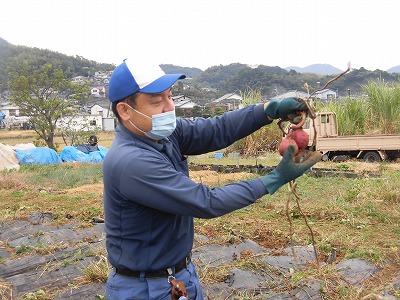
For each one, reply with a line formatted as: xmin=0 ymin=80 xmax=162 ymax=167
xmin=302 ymin=112 xmax=400 ymax=162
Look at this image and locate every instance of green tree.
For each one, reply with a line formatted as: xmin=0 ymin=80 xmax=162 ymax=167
xmin=8 ymin=57 xmax=90 ymax=150
xmin=191 ymin=105 xmax=203 ymax=118
xmin=175 ymin=107 xmax=184 ymax=117
xmin=214 ymin=107 xmax=224 ymax=116
xmin=202 ymin=106 xmax=211 ymax=118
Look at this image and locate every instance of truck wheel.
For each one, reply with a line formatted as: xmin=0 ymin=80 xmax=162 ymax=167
xmin=364 ymin=151 xmax=381 ymax=163
xmin=322 ymin=154 xmax=330 ymax=161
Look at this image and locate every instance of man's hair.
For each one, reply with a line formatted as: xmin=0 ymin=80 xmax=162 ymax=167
xmin=111 ymin=92 xmax=141 ymax=122
xmin=88 ymin=135 xmax=98 ymax=146
xmin=89 ymin=135 xmax=97 ymax=142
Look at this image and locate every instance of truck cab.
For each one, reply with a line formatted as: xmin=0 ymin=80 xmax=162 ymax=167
xmin=300 ymin=112 xmax=400 ymax=162
xmin=303 ymin=112 xmax=338 ymax=144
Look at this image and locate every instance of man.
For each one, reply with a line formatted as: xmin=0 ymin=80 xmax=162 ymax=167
xmin=75 ymin=135 xmax=99 ymax=154
xmin=103 ymin=59 xmax=322 ymax=300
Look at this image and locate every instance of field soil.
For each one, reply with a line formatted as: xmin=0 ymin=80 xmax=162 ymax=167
xmin=1 ymin=168 xmax=399 ymax=299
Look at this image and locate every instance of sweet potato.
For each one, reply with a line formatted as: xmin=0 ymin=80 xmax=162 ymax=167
xmin=290 ymin=128 xmax=309 ymax=150
xmin=278 ymin=137 xmax=299 ymax=156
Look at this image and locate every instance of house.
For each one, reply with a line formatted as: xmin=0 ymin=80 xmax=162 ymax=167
xmin=71 ymin=76 xmax=87 ymax=83
xmin=85 ymin=100 xmax=115 ymax=130
xmin=173 ymin=95 xmax=197 ymax=117
xmin=0 ymin=102 xmax=20 ymax=117
xmin=94 ymin=71 xmax=109 ymax=82
xmin=56 ymin=114 xmax=103 ymax=131
xmin=209 ymin=93 xmax=242 ymax=114
xmin=313 ymin=89 xmax=337 ymax=100
xmin=57 ymin=103 xmax=115 ymax=131
xmin=90 ymin=86 xmax=106 ymax=98
xmin=272 ymin=90 xmax=309 ymax=100
xmin=90 ymin=103 xmax=111 ymax=118
xmin=273 ymin=89 xmax=338 ymax=101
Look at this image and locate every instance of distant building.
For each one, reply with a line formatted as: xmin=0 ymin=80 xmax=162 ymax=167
xmin=90 ymin=104 xmax=111 ymax=118
xmin=0 ymin=102 xmax=20 ymax=117
xmin=272 ymin=90 xmax=309 ymax=100
xmin=271 ymin=89 xmax=337 ymax=101
xmin=209 ymin=93 xmax=242 ymax=114
xmin=71 ymin=76 xmax=87 ymax=83
xmin=173 ymin=95 xmax=197 ymax=117
xmin=313 ymin=89 xmax=337 ymax=100
xmin=90 ymin=86 xmax=106 ymax=98
xmin=56 ymin=114 xmax=103 ymax=131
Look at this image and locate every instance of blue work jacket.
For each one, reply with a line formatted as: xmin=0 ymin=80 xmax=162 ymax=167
xmin=103 ymin=104 xmax=271 ymax=271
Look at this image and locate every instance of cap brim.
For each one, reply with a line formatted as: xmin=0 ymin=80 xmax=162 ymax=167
xmin=140 ymin=74 xmax=186 ymax=93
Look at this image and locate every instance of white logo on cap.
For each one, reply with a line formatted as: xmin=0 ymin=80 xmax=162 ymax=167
xmin=124 ymin=59 xmax=165 ymax=89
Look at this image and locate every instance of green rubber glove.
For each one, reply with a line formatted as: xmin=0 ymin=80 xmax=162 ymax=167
xmin=264 ymin=97 xmax=307 ymax=120
xmin=260 ymin=145 xmax=322 ymax=195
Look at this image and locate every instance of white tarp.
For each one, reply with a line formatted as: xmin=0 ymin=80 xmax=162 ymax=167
xmin=0 ymin=143 xmax=36 ymax=171
xmin=0 ymin=143 xmax=20 ymax=171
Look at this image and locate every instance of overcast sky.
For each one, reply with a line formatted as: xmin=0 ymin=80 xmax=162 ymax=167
xmin=1 ymin=0 xmax=399 ymax=72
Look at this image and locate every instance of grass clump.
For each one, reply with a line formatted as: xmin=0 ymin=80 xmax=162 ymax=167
xmin=80 ymin=255 xmax=111 ymax=284
xmin=321 ymin=79 xmax=400 ymax=135
xmin=21 ymin=289 xmax=51 ymax=300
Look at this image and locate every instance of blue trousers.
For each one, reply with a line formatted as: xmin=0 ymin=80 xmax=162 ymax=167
xmin=105 ymin=262 xmax=204 ymax=300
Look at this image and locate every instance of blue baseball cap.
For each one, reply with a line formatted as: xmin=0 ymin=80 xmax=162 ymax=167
xmin=108 ymin=59 xmax=186 ymax=102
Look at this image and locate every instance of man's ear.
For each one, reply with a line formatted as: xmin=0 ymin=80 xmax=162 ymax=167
xmin=116 ymin=103 xmax=131 ymax=121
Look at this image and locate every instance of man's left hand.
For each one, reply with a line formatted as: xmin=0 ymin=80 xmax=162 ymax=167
xmin=264 ymin=97 xmax=307 ymax=120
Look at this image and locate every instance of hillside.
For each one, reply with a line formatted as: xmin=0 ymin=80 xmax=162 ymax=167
xmin=1 ymin=37 xmax=399 ymax=98
xmin=193 ymin=63 xmax=399 ymax=97
xmin=0 ymin=38 xmax=19 ymax=69
xmin=0 ymin=37 xmax=115 ymax=91
xmin=160 ymin=64 xmax=203 ymax=78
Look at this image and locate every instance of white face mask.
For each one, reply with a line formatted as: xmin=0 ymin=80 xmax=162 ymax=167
xmin=125 ymin=104 xmax=177 ymax=140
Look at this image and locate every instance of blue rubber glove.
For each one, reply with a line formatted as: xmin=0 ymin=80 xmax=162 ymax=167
xmin=260 ymin=145 xmax=322 ymax=195
xmin=264 ymin=97 xmax=307 ymax=120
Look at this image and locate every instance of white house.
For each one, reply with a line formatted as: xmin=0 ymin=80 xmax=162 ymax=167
xmin=210 ymin=93 xmax=242 ymax=113
xmin=57 ymin=114 xmax=103 ymax=131
xmin=90 ymin=104 xmax=111 ymax=118
xmin=94 ymin=72 xmax=109 ymax=82
xmin=173 ymin=95 xmax=197 ymax=117
xmin=274 ymin=89 xmax=337 ymax=101
xmin=71 ymin=76 xmax=87 ymax=83
xmin=273 ymin=90 xmax=309 ymax=100
xmin=314 ymin=89 xmax=337 ymax=100
xmin=0 ymin=102 xmax=20 ymax=117
xmin=90 ymin=86 xmax=106 ymax=98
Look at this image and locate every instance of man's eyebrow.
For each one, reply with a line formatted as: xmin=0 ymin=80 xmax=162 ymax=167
xmin=149 ymin=93 xmax=162 ymax=97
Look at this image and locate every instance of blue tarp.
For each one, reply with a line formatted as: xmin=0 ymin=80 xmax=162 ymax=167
xmin=60 ymin=145 xmax=109 ymax=163
xmin=15 ymin=147 xmax=62 ymax=165
xmin=75 ymin=144 xmax=100 ymax=154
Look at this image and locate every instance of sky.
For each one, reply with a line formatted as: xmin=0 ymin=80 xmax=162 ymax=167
xmin=1 ymin=0 xmax=399 ymax=72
